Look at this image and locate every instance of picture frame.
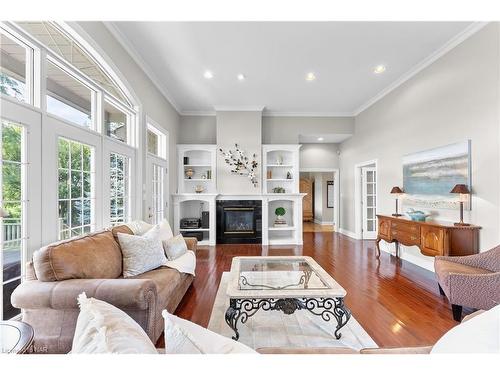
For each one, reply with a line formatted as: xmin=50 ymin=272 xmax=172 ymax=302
xmin=327 ymin=180 xmax=334 ymax=208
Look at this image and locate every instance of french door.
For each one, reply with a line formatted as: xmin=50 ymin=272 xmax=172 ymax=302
xmin=361 ymin=167 xmax=377 ymax=239
xmin=146 ymin=155 xmax=168 ymax=225
xmin=0 ymin=98 xmax=41 ymax=320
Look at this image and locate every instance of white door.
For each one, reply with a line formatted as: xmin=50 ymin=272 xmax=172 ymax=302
xmin=361 ymin=167 xmax=377 ymax=239
xmin=0 ymin=99 xmax=41 ymax=320
xmin=146 ymin=155 xmax=168 ymax=224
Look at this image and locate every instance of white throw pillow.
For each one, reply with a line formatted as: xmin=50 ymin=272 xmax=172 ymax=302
xmin=126 ymin=220 xmax=154 ymax=235
xmin=164 ymin=234 xmax=188 ymax=261
xmin=162 ymin=310 xmax=256 ymax=354
xmin=431 ymin=305 xmax=500 ymax=353
xmin=118 ymin=226 xmax=167 ymax=277
xmin=72 ymin=292 xmax=158 ymax=354
xmin=157 ymin=219 xmax=174 ymax=242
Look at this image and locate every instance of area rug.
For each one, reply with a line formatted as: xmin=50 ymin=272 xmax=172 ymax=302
xmin=207 ymin=272 xmax=378 ymax=350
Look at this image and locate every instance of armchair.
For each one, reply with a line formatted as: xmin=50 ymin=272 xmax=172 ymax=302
xmin=434 ymin=245 xmax=500 ymax=321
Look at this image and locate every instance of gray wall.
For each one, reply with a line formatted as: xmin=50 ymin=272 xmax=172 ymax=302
xmin=216 ymin=111 xmax=262 ymax=194
xmin=339 ymin=24 xmax=500 ymax=260
xmin=76 ymin=22 xmax=181 ymax=222
xmin=179 ymin=115 xmax=216 ymax=144
xmin=262 ymin=116 xmax=354 ymax=144
xmin=178 ymin=115 xmax=354 ymax=145
xmin=300 ymin=143 xmax=340 ymax=169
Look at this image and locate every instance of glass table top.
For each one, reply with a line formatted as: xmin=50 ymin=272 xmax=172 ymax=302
xmin=237 ymin=257 xmax=329 ymax=291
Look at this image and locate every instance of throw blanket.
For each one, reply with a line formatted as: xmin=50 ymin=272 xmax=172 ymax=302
xmin=164 ymin=250 xmax=196 ymax=276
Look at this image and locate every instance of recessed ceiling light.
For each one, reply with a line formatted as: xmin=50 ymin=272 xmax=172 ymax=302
xmin=317 ymin=137 xmax=324 ymax=141
xmin=306 ymin=72 xmax=316 ymax=81
xmin=374 ymin=65 xmax=386 ymax=74
xmin=237 ymin=73 xmax=245 ymax=81
xmin=203 ymin=70 xmax=214 ymax=79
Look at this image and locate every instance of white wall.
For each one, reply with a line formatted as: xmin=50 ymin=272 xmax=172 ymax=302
xmin=339 ymin=23 xmax=500 ymax=269
xmin=75 ymin=22 xmax=181 ymax=222
xmin=216 ymin=111 xmax=262 ymax=195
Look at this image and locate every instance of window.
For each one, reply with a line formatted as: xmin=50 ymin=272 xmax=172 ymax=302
xmin=1 ymin=120 xmax=26 ymax=319
xmin=147 ymin=122 xmax=166 ymax=158
xmin=109 ymin=152 xmax=130 ymax=225
xmin=58 ymin=138 xmax=94 ymax=239
xmin=16 ymin=21 xmax=129 ymax=104
xmin=104 ymin=100 xmax=128 ymax=143
xmin=0 ymin=31 xmax=30 ymax=103
xmin=147 ymin=129 xmax=158 ymax=155
xmin=46 ymin=61 xmax=94 ymax=128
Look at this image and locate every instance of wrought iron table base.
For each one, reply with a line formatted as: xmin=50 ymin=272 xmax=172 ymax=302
xmin=224 ymin=297 xmax=351 ymax=341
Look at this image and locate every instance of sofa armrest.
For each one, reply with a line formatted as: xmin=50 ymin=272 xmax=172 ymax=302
xmin=448 ymin=272 xmax=500 ymax=309
xmin=360 ymin=346 xmax=432 ymax=354
xmin=184 ymin=237 xmax=198 ymax=252
xmin=11 ymin=278 xmax=157 ymax=311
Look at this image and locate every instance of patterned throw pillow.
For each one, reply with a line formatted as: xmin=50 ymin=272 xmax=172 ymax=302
xmin=117 ymin=227 xmax=167 ymax=277
xmin=163 ymin=234 xmax=188 ymax=261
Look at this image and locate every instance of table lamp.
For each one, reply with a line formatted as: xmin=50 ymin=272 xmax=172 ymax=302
xmin=450 ymin=184 xmax=470 ymax=226
xmin=390 ymin=186 xmax=404 ymax=217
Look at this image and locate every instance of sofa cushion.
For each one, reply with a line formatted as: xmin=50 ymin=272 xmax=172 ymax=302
xmin=33 ymin=231 xmax=123 ymax=282
xmin=435 ymin=259 xmax=492 ymax=289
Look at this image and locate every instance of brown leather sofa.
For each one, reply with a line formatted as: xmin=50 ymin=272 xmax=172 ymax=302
xmin=11 ymin=225 xmax=197 ymax=354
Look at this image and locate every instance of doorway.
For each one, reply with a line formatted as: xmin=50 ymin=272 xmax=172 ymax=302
xmin=299 ymin=169 xmax=339 ymax=233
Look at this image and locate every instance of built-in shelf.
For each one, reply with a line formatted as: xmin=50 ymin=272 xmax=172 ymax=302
xmin=267 ymin=164 xmax=294 ymax=168
xmin=268 ymin=226 xmax=296 ymax=231
xmin=175 ymin=145 xmax=217 ymax=245
xmin=266 ymin=178 xmax=294 ymax=182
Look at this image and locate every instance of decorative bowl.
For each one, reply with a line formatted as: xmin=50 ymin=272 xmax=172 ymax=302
xmin=405 ymin=209 xmax=429 ymax=222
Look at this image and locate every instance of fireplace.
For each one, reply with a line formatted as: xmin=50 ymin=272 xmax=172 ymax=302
xmin=216 ymin=200 xmax=262 ymax=244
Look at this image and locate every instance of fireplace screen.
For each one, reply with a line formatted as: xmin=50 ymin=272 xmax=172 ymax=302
xmin=224 ymin=208 xmax=254 ymax=233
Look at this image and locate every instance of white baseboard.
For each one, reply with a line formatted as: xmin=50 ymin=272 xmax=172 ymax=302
xmin=338 ymin=228 xmax=360 ymax=239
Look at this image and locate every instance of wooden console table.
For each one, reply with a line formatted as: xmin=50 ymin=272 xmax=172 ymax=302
xmin=376 ymin=214 xmax=481 ymax=258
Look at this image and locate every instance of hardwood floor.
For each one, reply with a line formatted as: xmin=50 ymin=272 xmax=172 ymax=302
xmin=303 ymin=222 xmax=335 ymax=232
xmin=170 ymin=232 xmax=459 ymax=348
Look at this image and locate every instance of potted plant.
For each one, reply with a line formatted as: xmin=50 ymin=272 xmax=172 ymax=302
xmin=274 ymin=207 xmax=287 ymax=227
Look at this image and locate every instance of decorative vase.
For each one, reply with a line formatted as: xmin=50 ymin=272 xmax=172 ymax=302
xmin=195 ymin=185 xmax=204 ymax=194
xmin=185 ymin=168 xmax=194 ymax=179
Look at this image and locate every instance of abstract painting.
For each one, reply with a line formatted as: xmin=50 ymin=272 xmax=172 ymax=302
xmin=402 ymin=141 xmax=471 ymax=210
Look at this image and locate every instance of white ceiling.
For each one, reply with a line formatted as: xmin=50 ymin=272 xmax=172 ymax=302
xmin=108 ymin=21 xmax=476 ymax=116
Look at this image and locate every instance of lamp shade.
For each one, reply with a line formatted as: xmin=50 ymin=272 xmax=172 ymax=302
xmin=450 ymin=184 xmax=470 ymax=194
xmin=390 ymin=186 xmax=404 ymax=194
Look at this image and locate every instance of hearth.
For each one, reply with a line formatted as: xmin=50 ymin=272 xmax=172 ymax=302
xmin=217 ymin=200 xmax=262 ymax=244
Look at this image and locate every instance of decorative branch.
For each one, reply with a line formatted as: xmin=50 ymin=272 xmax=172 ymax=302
xmin=219 ymin=143 xmax=259 ymax=187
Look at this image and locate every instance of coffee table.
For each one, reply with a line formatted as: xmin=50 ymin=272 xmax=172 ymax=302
xmin=225 ymin=256 xmax=351 ymax=341
xmin=1 ymin=321 xmax=34 ymax=354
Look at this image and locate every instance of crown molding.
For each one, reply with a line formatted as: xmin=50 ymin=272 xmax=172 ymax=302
xmin=263 ymin=110 xmax=354 ymax=117
xmin=213 ymin=105 xmax=265 ymax=112
xmin=354 ymin=21 xmax=489 ymax=116
xmin=103 ymin=21 xmax=182 ymax=115
xmin=180 ymin=110 xmax=216 ymax=116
